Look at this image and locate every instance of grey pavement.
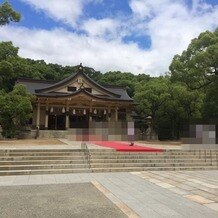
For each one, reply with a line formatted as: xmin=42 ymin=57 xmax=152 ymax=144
xmin=0 ymin=171 xmax=218 ymax=217
xmin=0 ymin=183 xmax=127 ymax=218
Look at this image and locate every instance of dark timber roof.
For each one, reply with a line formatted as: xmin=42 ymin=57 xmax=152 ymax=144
xmin=17 ymin=66 xmax=133 ymax=102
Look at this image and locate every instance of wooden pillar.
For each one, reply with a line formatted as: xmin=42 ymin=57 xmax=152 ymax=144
xmin=36 ymin=102 xmax=41 ymax=128
xmin=108 ymin=106 xmax=111 ymax=121
xmin=115 ymin=107 xmax=118 ymax=122
xmin=89 ymin=106 xmax=92 ymax=121
xmin=45 ymin=105 xmax=49 ymax=129
xmin=65 ymin=105 xmax=69 ymax=129
xmin=126 ymin=108 xmax=132 ymax=121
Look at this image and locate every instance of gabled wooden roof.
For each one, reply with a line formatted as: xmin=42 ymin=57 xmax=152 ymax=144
xmin=17 ymin=64 xmax=133 ymax=102
xmin=35 ymin=66 xmax=120 ymax=98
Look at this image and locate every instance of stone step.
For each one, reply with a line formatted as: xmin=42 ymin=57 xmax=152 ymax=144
xmin=0 ymin=160 xmax=88 ymax=165
xmin=0 ymin=166 xmax=217 ymax=176
xmin=0 ymin=156 xmax=88 ymax=161
xmin=91 ymin=166 xmax=218 ymax=173
xmin=89 ymin=154 xmax=217 ymax=159
xmin=0 ymin=155 xmax=216 ymax=162
xmin=0 ymin=158 xmax=214 ymax=165
xmin=0 ymin=163 xmax=90 ymax=170
xmin=0 ymin=156 xmax=215 ymax=163
xmin=1 ymin=151 xmax=214 ymax=156
xmin=90 ymin=162 xmax=214 ymax=168
xmin=0 ymin=152 xmax=86 ymax=157
xmin=0 ymin=151 xmax=217 ymax=158
xmin=0 ymin=148 xmax=217 ymax=176
xmin=0 ymin=149 xmax=204 ymax=155
xmin=90 ymin=158 xmax=216 ymax=163
xmin=0 ymin=148 xmax=217 ymax=153
xmin=0 ymin=161 xmax=215 ymax=171
xmin=1 ymin=149 xmax=216 ymax=154
xmin=0 ymin=168 xmax=92 ymax=176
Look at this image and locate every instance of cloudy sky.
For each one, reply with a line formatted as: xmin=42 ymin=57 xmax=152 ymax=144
xmin=0 ymin=0 xmax=217 ymax=76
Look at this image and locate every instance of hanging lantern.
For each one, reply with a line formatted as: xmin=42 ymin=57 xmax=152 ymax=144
xmin=83 ymin=109 xmax=86 ymax=115
xmin=62 ymin=107 xmax=65 ymax=113
xmin=94 ymin=109 xmax=97 ymax=114
xmin=73 ymin=109 xmax=76 ymax=115
xmin=50 ymin=107 xmax=53 ymax=113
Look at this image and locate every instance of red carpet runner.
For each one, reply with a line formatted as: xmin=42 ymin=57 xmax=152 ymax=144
xmin=93 ymin=141 xmax=164 ymax=152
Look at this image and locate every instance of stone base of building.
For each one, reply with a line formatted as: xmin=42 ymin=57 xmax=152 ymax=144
xmin=38 ymin=130 xmax=69 ymax=139
xmin=36 ymin=130 xmax=134 ymax=141
xmin=29 ymin=121 xmax=135 ymax=141
xmin=182 ymin=143 xmax=218 ymax=150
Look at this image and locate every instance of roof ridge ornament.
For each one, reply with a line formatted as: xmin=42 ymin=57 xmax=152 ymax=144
xmin=79 ymin=83 xmax=85 ymax=89
xmin=79 ymin=63 xmax=83 ymax=73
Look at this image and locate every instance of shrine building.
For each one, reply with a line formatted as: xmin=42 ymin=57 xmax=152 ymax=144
xmin=17 ymin=64 xmax=135 ymax=140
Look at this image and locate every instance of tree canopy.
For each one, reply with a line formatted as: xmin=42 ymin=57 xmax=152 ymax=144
xmin=0 ymin=1 xmax=21 ymax=26
xmin=170 ymin=28 xmax=218 ymax=90
xmin=0 ymin=84 xmax=34 ymax=138
xmin=169 ymin=28 xmax=218 ymax=122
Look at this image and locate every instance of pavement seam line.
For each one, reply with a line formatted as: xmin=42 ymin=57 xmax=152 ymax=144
xmin=91 ymin=180 xmax=140 ymax=218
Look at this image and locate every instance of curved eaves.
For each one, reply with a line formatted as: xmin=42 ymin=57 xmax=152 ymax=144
xmin=36 ymin=88 xmax=133 ymax=102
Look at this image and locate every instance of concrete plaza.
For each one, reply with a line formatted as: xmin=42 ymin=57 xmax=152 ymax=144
xmin=0 ymin=170 xmax=218 ymax=217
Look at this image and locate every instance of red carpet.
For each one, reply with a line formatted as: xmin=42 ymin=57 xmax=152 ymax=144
xmin=92 ymin=141 xmax=164 ymax=152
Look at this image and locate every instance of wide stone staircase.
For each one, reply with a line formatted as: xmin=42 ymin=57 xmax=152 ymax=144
xmin=0 ymin=148 xmax=218 ymax=176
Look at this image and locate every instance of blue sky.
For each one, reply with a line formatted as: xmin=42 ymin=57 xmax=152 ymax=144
xmin=0 ymin=0 xmax=217 ymax=75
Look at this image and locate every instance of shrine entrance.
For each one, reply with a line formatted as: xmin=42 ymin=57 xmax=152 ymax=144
xmin=48 ymin=115 xmax=66 ymax=130
xmin=69 ymin=115 xmax=89 ymax=129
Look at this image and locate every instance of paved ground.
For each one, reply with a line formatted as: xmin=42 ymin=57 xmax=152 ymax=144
xmin=0 ymin=183 xmax=126 ymax=218
xmin=0 ymin=171 xmax=218 ymax=217
xmin=133 ymin=171 xmax=218 ymax=213
xmin=0 ymin=139 xmax=65 ymax=145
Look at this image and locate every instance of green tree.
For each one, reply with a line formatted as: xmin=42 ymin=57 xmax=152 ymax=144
xmin=169 ymin=28 xmax=218 ymax=123
xmin=169 ymin=28 xmax=218 ymax=90
xmin=0 ymin=41 xmax=18 ymax=60
xmin=158 ymin=83 xmax=204 ymax=139
xmin=0 ymin=41 xmax=19 ymax=90
xmin=99 ymin=71 xmax=139 ymax=97
xmin=202 ymin=79 xmax=218 ymax=120
xmin=0 ymin=84 xmax=33 ymax=138
xmin=134 ymin=77 xmax=171 ymax=132
xmin=0 ymin=0 xmax=21 ymax=26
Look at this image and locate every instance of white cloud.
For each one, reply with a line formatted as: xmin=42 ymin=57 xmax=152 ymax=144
xmin=1 ymin=0 xmax=217 ymax=76
xmin=21 ymin=0 xmax=88 ymax=27
xmin=128 ymin=0 xmax=218 ymax=73
xmin=0 ymin=26 xmax=156 ymax=74
xmin=129 ymin=0 xmax=152 ymax=18
xmin=129 ymin=0 xmax=172 ymax=19
xmin=82 ymin=18 xmax=120 ymax=39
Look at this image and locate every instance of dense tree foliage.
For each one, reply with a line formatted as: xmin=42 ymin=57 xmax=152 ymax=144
xmin=170 ymin=28 xmax=218 ymax=123
xmin=0 ymin=1 xmax=21 ymax=26
xmin=170 ymin=28 xmax=218 ymax=90
xmin=98 ymin=71 xmax=150 ymax=97
xmin=202 ymin=79 xmax=218 ymax=120
xmin=0 ymin=85 xmax=33 ymax=138
xmin=134 ymin=77 xmax=170 ymax=126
